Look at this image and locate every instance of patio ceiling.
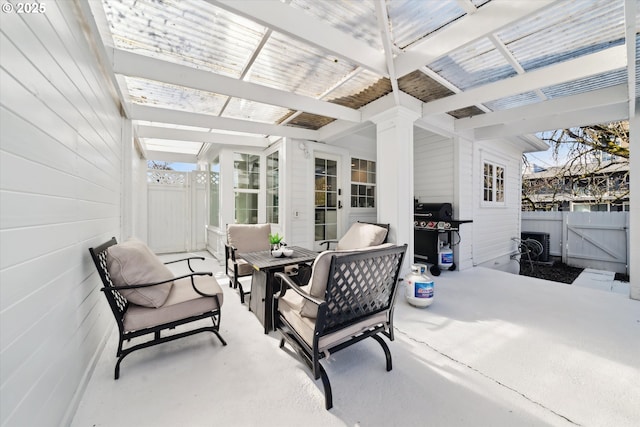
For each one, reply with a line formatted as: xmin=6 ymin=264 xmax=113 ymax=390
xmin=88 ymin=0 xmax=639 ymax=159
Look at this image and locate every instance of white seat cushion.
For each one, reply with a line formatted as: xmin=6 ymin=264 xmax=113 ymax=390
xmin=336 ymin=223 xmax=387 ymax=250
xmin=123 ymin=275 xmax=223 ymax=332
xmin=279 ymin=291 xmax=387 ymax=351
xmin=107 ymin=238 xmax=173 ymax=308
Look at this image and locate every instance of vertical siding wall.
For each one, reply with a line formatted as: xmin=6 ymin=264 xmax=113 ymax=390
xmin=471 ymin=141 xmax=523 ymax=270
xmin=413 ymin=128 xmax=454 ymax=203
xmin=0 ymin=2 xmax=122 ymax=426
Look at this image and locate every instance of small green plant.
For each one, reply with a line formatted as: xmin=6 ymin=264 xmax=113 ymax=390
xmin=269 ymin=233 xmax=284 ymax=245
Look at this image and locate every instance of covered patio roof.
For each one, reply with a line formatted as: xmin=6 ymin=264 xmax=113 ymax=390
xmin=86 ymin=0 xmax=639 ymax=160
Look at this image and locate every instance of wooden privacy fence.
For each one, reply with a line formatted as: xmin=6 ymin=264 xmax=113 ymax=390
xmin=521 ymin=212 xmax=629 ymax=274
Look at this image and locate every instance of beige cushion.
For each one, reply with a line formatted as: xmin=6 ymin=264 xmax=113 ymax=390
xmin=106 ymin=238 xmax=173 ymax=308
xmin=227 ymin=224 xmax=271 ymax=253
xmin=123 ymin=275 xmax=223 ymax=332
xmin=336 ymin=223 xmax=387 ymax=250
xmin=300 ymin=243 xmax=394 ymax=318
xmin=227 ymin=258 xmax=254 ymax=277
xmin=279 ymin=291 xmax=387 ymax=351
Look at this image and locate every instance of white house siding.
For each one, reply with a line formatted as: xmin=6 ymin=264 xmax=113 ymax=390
xmin=413 ymin=127 xmax=454 ymax=203
xmin=0 ymin=2 xmax=122 ymax=426
xmin=454 ymin=136 xmax=475 ymax=270
xmin=471 ymin=140 xmax=523 ymax=273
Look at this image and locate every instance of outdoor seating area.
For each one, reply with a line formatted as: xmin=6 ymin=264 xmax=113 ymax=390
xmin=71 ymin=251 xmax=640 ymax=426
xmin=2 ymin=1 xmax=638 ymax=426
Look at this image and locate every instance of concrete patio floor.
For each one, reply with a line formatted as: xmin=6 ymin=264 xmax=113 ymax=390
xmin=71 ymin=252 xmax=640 ymax=427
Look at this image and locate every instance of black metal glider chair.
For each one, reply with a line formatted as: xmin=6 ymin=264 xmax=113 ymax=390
xmin=274 ymin=243 xmax=407 ymax=410
xmin=89 ymin=237 xmax=226 ymax=379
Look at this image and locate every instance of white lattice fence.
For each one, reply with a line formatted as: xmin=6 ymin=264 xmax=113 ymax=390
xmin=147 ymin=170 xmax=208 ymax=253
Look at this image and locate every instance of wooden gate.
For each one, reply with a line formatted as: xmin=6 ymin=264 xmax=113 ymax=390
xmin=565 ymin=212 xmax=628 ymax=274
xmin=147 ymin=170 xmax=208 ymax=253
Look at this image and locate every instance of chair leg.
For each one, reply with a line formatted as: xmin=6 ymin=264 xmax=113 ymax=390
xmin=372 ymin=334 xmax=392 ymax=371
xmin=238 ymin=281 xmax=246 ymax=303
xmin=318 ymin=362 xmax=333 ymax=410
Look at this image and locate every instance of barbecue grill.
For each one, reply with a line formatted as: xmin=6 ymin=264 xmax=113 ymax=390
xmin=414 ymin=202 xmax=472 ymax=276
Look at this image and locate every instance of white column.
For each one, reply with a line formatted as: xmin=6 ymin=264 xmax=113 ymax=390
xmin=370 ymin=106 xmax=420 ymax=274
xmin=629 ymin=108 xmax=639 ymax=300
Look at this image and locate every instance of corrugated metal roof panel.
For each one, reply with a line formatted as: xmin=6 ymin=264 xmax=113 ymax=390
xmin=222 ymin=98 xmax=291 ymax=124
xmin=102 ymin=0 xmax=266 ymax=77
xmin=497 ymin=0 xmax=626 ymax=72
xmin=541 ymin=69 xmax=628 ymax=99
xmin=324 ymin=69 xmax=386 ymax=102
xmin=245 ymin=31 xmax=358 ymax=98
xmin=289 ymin=0 xmax=381 ymax=51
xmin=484 ymin=91 xmax=541 ymax=111
xmin=427 ymin=37 xmax=517 ymax=90
xmin=124 ymin=76 xmax=227 ymax=115
xmin=388 ymin=0 xmax=466 ymax=49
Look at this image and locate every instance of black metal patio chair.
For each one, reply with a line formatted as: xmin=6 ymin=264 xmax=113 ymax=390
xmin=89 ymin=237 xmax=226 ymax=379
xmin=274 ymin=243 xmax=407 ymax=410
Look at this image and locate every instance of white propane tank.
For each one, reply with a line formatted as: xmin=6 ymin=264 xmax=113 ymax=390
xmin=438 ymin=242 xmax=454 ymax=270
xmin=404 ymin=264 xmax=434 ymax=307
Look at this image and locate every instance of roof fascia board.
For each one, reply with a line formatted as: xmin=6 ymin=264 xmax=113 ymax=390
xmin=136 ymin=125 xmax=270 ymax=148
xmin=131 ymin=104 xmax=319 ymax=140
xmin=414 ymin=114 xmax=456 ymax=138
xmin=474 ymin=102 xmax=629 ymax=140
xmin=145 ymin=151 xmax=198 ymax=163
xmin=208 ymin=0 xmax=388 ymax=77
xmin=422 ymin=45 xmax=627 ymax=116
xmin=112 ymin=49 xmax=361 ymax=123
xmin=624 ymin=0 xmax=637 ymax=118
xmin=507 ymin=134 xmax=550 ymax=153
xmin=360 ymin=91 xmax=422 ymax=122
xmin=455 ymin=84 xmax=629 ymax=131
xmin=318 ymin=120 xmax=374 ymax=143
xmin=394 ymin=0 xmax=559 ymax=77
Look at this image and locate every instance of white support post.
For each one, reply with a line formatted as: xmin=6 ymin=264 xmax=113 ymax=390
xmin=369 ymin=106 xmax=420 ymax=275
xmin=629 ymin=109 xmax=639 ymax=300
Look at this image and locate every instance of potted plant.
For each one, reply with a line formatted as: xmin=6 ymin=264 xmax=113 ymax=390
xmin=269 ymin=233 xmax=284 ymax=251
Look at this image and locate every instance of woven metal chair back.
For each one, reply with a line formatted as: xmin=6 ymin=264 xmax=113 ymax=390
xmin=89 ymin=238 xmax=128 ymax=321
xmin=319 ymin=245 xmax=406 ymax=334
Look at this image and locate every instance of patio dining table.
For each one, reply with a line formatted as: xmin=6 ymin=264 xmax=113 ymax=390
xmin=239 ymin=246 xmax=318 ymax=333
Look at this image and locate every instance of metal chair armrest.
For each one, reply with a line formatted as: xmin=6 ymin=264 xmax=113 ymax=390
xmin=274 ymin=272 xmax=324 ymax=306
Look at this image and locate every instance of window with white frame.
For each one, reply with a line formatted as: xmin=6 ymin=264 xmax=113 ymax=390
xmin=209 ymin=157 xmax=220 ymax=227
xmin=266 ymin=151 xmax=279 ymax=224
xmin=233 ymin=153 xmax=260 ymax=224
xmin=350 ymin=158 xmax=376 ymax=208
xmin=483 ymin=161 xmax=505 ymax=205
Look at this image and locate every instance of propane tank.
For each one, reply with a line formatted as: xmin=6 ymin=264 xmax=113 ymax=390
xmin=404 ymin=264 xmax=434 ymax=307
xmin=438 ymin=241 xmax=454 ymax=271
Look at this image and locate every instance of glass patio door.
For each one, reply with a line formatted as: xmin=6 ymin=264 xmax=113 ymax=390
xmin=314 ymin=154 xmax=340 ymax=250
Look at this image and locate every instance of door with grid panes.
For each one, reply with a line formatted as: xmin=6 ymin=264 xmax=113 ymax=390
xmin=313 ymin=154 xmax=341 ymax=250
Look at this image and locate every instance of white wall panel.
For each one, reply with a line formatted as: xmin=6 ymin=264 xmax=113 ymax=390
xmin=471 ymin=140 xmax=523 ymax=270
xmin=413 ymin=127 xmax=454 ymax=203
xmin=0 ymin=1 xmax=123 ymax=426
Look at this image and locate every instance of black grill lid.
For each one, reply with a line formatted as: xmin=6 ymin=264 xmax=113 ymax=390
xmin=414 ymin=203 xmax=453 ymax=220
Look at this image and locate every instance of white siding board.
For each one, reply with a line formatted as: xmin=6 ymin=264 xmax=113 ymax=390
xmin=414 ymin=128 xmax=454 ymax=203
xmin=0 ymin=2 xmax=123 ymax=425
